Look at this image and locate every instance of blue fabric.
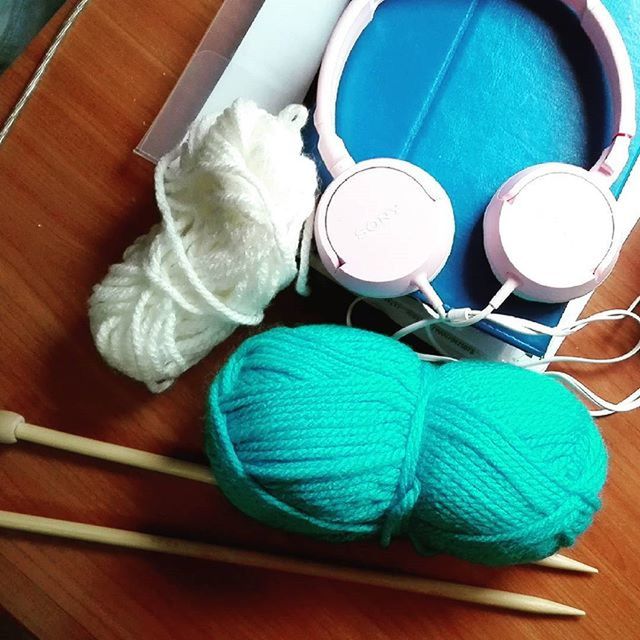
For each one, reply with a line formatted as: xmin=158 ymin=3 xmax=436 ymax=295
xmin=0 ymin=0 xmax=64 ymax=73
xmin=308 ymin=0 xmax=640 ymax=356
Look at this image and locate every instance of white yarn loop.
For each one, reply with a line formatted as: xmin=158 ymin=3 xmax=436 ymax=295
xmin=90 ymin=100 xmax=318 ymax=392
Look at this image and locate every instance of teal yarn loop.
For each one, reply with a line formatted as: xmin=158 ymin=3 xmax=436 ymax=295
xmin=205 ymin=325 xmax=608 ymax=566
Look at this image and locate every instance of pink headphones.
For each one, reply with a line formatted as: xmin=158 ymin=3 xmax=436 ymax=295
xmin=314 ymin=0 xmax=636 ymax=306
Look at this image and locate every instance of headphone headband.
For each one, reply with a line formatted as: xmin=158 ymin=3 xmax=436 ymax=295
xmin=315 ymin=0 xmax=637 ymax=181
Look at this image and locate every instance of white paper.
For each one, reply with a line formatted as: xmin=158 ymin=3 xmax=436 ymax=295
xmin=197 ymin=0 xmax=349 ymax=120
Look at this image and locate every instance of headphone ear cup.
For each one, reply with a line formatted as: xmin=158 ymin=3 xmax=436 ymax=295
xmin=484 ymin=163 xmax=620 ymax=304
xmin=315 ymin=159 xmax=455 ymax=299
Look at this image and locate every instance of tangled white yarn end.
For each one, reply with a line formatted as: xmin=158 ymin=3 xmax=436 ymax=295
xmin=89 ymin=100 xmax=319 ymax=392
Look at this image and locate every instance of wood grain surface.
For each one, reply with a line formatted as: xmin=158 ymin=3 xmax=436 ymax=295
xmin=0 ymin=1 xmax=639 ymax=638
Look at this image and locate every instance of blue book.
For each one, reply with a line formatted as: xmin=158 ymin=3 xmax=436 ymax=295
xmin=307 ymin=0 xmax=640 ymax=357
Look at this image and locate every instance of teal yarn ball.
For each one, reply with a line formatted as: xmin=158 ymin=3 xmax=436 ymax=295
xmin=205 ymin=325 xmax=608 ymax=566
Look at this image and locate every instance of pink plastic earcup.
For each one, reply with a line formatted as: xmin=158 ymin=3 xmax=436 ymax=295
xmin=483 ymin=163 xmax=620 ymax=304
xmin=315 ymin=159 xmax=456 ymax=298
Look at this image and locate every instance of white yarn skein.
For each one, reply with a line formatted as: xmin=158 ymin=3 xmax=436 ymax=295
xmin=89 ymin=100 xmax=318 ymax=392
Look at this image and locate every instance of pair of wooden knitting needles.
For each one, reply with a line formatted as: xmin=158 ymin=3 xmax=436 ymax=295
xmin=0 ymin=410 xmax=595 ymax=617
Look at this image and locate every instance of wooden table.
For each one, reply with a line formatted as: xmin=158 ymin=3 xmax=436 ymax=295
xmin=0 ymin=1 xmax=639 ymax=638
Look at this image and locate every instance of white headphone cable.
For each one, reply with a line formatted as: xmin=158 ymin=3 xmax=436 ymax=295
xmin=347 ymin=292 xmax=640 ymax=417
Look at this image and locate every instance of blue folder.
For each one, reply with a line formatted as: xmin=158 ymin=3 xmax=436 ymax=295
xmin=308 ymin=0 xmax=640 ymax=356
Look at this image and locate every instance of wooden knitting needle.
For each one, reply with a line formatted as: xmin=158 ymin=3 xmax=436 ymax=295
xmin=0 ymin=410 xmax=215 ymax=485
xmin=0 ymin=411 xmax=597 ymax=574
xmin=536 ymin=554 xmax=598 ymax=574
xmin=0 ymin=510 xmax=584 ymax=617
